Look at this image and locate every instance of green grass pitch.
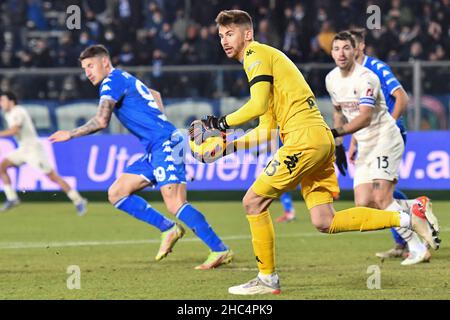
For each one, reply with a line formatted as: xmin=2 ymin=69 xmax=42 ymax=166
xmin=0 ymin=200 xmax=448 ymax=299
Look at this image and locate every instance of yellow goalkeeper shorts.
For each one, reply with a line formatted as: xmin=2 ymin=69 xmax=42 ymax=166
xmin=251 ymin=125 xmax=340 ymax=209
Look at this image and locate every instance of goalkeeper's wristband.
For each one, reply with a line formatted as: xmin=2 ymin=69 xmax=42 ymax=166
xmin=331 ymin=128 xmax=344 ymax=138
xmin=217 ymin=116 xmax=230 ymax=131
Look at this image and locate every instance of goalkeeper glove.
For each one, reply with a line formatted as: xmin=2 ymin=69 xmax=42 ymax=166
xmin=202 ymin=115 xmax=229 ymax=131
xmin=335 ymin=144 xmax=348 ymax=176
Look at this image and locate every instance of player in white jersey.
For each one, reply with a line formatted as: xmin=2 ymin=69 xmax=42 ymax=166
xmin=326 ymin=32 xmax=439 ymax=265
xmin=0 ymin=91 xmax=87 ymax=215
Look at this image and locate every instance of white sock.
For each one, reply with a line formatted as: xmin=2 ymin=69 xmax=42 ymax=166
xmin=399 ymin=212 xmax=411 ymax=228
xmin=258 ymin=272 xmax=279 ymax=285
xmin=385 ymin=200 xmax=403 ymax=212
xmin=395 ymin=199 xmax=416 ymax=213
xmin=405 ymin=232 xmax=426 ymax=253
xmin=4 ymin=185 xmax=18 ymax=201
xmin=384 ymin=201 xmax=411 ymax=228
xmin=67 ymin=190 xmax=83 ymax=205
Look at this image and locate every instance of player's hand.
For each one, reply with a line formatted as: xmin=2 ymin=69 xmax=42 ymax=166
xmin=348 ymin=141 xmax=357 ymax=165
xmin=335 ymin=144 xmax=348 ymax=176
xmin=48 ymin=130 xmax=71 ymax=143
xmin=188 ymin=120 xmax=205 ymax=145
xmin=201 ymin=115 xmax=229 ymax=131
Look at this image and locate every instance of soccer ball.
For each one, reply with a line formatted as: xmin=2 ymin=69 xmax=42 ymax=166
xmin=188 ymin=120 xmax=227 ymax=163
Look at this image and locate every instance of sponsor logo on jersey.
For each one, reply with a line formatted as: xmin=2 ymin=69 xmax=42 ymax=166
xmin=164 ymin=155 xmax=175 ymax=162
xmin=246 ymin=49 xmax=255 ymax=57
xmin=158 ymin=114 xmax=168 ymax=121
xmin=163 ymin=146 xmax=172 ymax=153
xmin=168 ymin=175 xmax=179 ymax=182
xmin=162 ymin=140 xmax=171 ymax=146
xmin=167 ymin=165 xmax=176 ymax=172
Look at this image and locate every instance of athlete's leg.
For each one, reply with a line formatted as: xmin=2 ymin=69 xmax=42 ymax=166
xmin=160 ymin=183 xmax=231 ymax=269
xmin=372 ymin=180 xmax=430 ymax=264
xmin=109 ymin=173 xmax=175 ymax=231
xmin=391 ymin=189 xmax=408 ymax=247
xmin=228 ymin=187 xmax=280 ymax=294
xmin=354 ymin=183 xmax=374 ymax=207
xmin=276 ymin=192 xmax=296 ymax=223
xmin=46 ymin=170 xmax=87 ymax=214
xmin=0 ymin=159 xmax=18 ymax=201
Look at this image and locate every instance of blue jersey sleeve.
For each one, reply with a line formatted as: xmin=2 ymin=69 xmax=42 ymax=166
xmin=377 ymin=65 xmax=402 ymax=96
xmin=99 ymin=72 xmax=127 ymax=102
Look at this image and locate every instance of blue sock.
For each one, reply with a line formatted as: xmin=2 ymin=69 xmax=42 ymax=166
xmin=392 ymin=188 xmax=408 ymax=246
xmin=176 ymin=203 xmax=227 ymax=252
xmin=391 ymin=228 xmax=407 ymax=246
xmin=280 ymin=192 xmax=293 ymax=212
xmin=393 ymin=189 xmax=408 ymax=200
xmin=115 ymin=195 xmax=175 ymax=232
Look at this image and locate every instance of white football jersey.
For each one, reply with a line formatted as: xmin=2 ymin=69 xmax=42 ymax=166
xmin=4 ymin=106 xmax=40 ymax=146
xmin=325 ymin=63 xmax=398 ymax=144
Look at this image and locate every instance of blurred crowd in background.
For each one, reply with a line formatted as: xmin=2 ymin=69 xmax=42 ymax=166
xmin=0 ymin=0 xmax=449 ymax=104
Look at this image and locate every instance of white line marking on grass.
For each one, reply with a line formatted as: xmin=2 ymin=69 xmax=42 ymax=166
xmin=0 ymin=227 xmax=448 ymax=250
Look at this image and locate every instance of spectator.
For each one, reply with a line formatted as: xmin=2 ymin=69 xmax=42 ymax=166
xmin=256 ymin=18 xmax=281 ymax=48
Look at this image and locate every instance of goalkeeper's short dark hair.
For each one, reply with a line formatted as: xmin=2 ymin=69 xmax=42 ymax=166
xmin=215 ymin=10 xmax=253 ymax=29
xmin=79 ymin=44 xmax=110 ymax=62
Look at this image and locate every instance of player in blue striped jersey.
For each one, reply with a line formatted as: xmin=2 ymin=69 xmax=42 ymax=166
xmin=49 ymin=45 xmax=233 ymax=269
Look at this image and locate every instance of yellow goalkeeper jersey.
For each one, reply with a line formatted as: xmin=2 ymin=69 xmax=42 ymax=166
xmin=237 ymin=41 xmax=327 ymax=134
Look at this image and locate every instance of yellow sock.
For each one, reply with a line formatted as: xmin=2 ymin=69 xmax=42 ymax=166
xmin=247 ymin=211 xmax=275 ymax=275
xmin=329 ymin=207 xmax=401 ymax=234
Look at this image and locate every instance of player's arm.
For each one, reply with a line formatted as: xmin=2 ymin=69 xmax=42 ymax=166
xmin=49 ymin=98 xmax=115 ymax=142
xmin=202 ymin=49 xmax=273 ymax=130
xmin=332 ymin=105 xmax=346 ymax=146
xmin=348 ymin=134 xmax=358 ymax=164
xmin=150 ymin=88 xmax=165 ymax=113
xmin=390 ymin=87 xmax=409 ymax=120
xmin=380 ymin=66 xmax=409 ymax=120
xmin=226 ymin=81 xmax=271 ymax=126
xmin=331 ymin=73 xmax=378 ymax=138
xmin=332 ymin=105 xmax=373 ymax=138
xmin=202 ymin=81 xmax=271 ymax=130
xmin=0 ymin=125 xmax=20 ymax=137
xmin=332 ymin=105 xmax=349 ymax=175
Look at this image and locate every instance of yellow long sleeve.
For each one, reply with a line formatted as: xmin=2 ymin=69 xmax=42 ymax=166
xmin=225 ymin=81 xmax=271 ymax=126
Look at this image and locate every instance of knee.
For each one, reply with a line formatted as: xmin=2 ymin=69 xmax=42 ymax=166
xmin=373 ymin=196 xmax=391 ymax=210
xmin=242 ymin=193 xmax=260 ymax=214
xmin=108 ymin=184 xmax=129 ymax=205
xmin=310 ymin=213 xmax=333 ymax=233
xmin=0 ymin=161 xmax=9 ymax=172
xmin=46 ymin=173 xmax=57 ymax=182
xmin=312 ymin=220 xmax=331 ymax=233
xmin=355 ymin=198 xmax=371 ymax=207
xmin=165 ymin=200 xmax=183 ymax=216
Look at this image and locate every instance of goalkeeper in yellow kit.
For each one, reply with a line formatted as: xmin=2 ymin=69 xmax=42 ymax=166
xmin=192 ymin=10 xmax=439 ymax=295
